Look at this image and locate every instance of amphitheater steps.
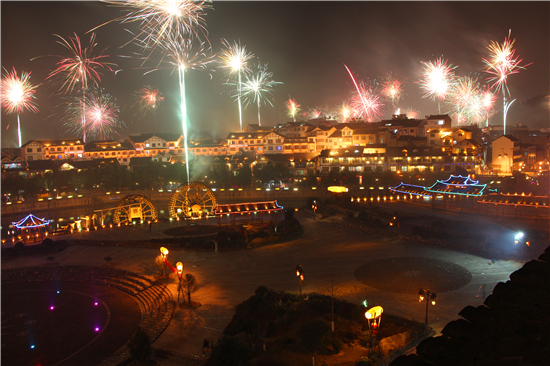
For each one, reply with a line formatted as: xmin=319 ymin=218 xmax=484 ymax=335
xmin=1 ymin=266 xmax=176 ymax=366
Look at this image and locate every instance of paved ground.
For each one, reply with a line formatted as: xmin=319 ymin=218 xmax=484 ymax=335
xmin=1 ymin=282 xmax=141 ymax=366
xmin=2 ymin=205 xmax=540 ymax=365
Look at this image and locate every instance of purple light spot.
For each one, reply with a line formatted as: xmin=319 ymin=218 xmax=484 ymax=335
xmin=95 ymin=327 xmax=99 ymax=332
xmin=50 ymin=306 xmax=54 ymax=310
xmin=56 ymin=291 xmax=60 ymax=294
xmin=94 ymin=302 xmax=98 ymax=306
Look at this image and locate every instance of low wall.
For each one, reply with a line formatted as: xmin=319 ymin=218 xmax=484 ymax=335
xmin=1 ymin=197 xmax=95 ymax=215
xmin=1 ymin=188 xmax=331 ymax=215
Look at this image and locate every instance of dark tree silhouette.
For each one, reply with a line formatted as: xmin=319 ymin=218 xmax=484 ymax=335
xmin=182 ymin=273 xmax=198 ymax=304
xmin=128 ymin=327 xmax=152 ymax=365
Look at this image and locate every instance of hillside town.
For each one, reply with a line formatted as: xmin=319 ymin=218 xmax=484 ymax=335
xmin=2 ymin=114 xmax=549 ymax=185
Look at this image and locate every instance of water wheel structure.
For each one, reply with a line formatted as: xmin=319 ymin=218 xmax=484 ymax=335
xmin=168 ymin=182 xmax=217 ymax=218
xmin=113 ymin=194 xmax=158 ymax=225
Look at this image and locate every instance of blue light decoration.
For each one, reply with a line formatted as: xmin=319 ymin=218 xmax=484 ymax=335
xmin=391 ymin=175 xmax=488 ymax=198
xmin=11 ymin=214 xmax=50 ymax=229
xmin=389 ymin=183 xmax=430 ymax=197
xmin=425 ymin=175 xmax=487 ymax=197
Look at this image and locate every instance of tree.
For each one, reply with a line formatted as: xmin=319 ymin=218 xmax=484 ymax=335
xmin=296 ymin=319 xmax=331 ymax=353
xmin=327 ymin=167 xmax=341 ymax=185
xmin=128 ymin=327 xmax=152 ymax=365
xmin=182 ymin=273 xmax=198 ymax=304
xmin=210 ymin=335 xmax=254 ymax=366
xmin=235 ymin=165 xmax=252 ymax=188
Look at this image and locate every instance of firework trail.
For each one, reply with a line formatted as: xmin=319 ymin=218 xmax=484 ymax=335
xmin=42 ymin=32 xmax=116 ymax=143
xmin=479 ymin=86 xmax=497 ymax=127
xmin=482 ymin=30 xmax=531 ymax=134
xmin=381 ymin=74 xmax=406 ymax=111
xmin=417 ymin=57 xmax=457 ymax=114
xmin=106 ymin=1 xmax=214 ymax=184
xmin=237 ymin=62 xmax=281 ymax=126
xmin=147 ymin=34 xmax=214 ymax=183
xmin=63 ymin=88 xmax=124 ymax=140
xmin=344 ymin=64 xmax=384 ymax=122
xmin=219 ymin=39 xmax=255 ymax=132
xmin=133 ymin=85 xmax=164 ymax=114
xmin=404 ymin=108 xmax=419 ymax=119
xmin=0 ymin=67 xmax=39 ymax=147
xmin=286 ymin=98 xmax=301 ymax=122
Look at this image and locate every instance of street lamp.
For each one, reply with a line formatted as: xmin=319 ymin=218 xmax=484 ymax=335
xmin=296 ymin=265 xmax=304 ymax=294
xmin=176 ymin=261 xmax=184 ymax=303
xmin=418 ymin=288 xmax=437 ymax=325
xmin=365 ymin=306 xmax=383 ymax=335
xmin=159 ymin=247 xmax=169 ymax=276
xmin=312 ymin=200 xmax=317 ymax=220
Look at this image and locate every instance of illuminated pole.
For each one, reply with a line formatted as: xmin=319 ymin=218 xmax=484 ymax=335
xmin=296 ymin=265 xmax=304 ymax=294
xmin=176 ymin=261 xmax=184 ymax=303
xmin=418 ymin=288 xmax=437 ymax=325
xmin=160 ymin=246 xmax=169 ymax=277
xmin=178 ymin=63 xmax=190 ymax=184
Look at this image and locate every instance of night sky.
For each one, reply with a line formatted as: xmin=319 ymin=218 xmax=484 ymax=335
xmin=1 ymin=1 xmax=549 ymax=148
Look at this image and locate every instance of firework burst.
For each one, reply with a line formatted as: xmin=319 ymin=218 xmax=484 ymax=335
xmin=1 ymin=67 xmax=39 ymax=147
xmin=381 ymin=74 xmax=406 ymax=109
xmin=404 ymin=108 xmax=419 ymax=119
xmin=286 ymin=98 xmax=301 ymax=122
xmin=417 ymin=57 xmax=457 ymax=114
xmin=41 ymin=32 xmax=116 ymax=143
xmin=482 ymin=30 xmax=531 ymax=95
xmin=350 ymin=83 xmax=384 ymax=122
xmin=338 ymin=101 xmax=352 ymax=123
xmin=63 ymin=88 xmax=124 ymax=140
xmin=482 ymin=30 xmax=531 ymax=134
xmin=446 ymin=76 xmax=484 ymax=126
xmin=344 ymin=65 xmax=384 ymax=122
xmin=133 ymin=85 xmax=164 ymax=114
xmin=97 ymin=0 xmax=212 ymax=53
xmin=219 ymin=38 xmax=255 ymax=132
xmin=110 ymin=1 xmax=214 ymax=184
xmin=45 ymin=32 xmax=116 ymax=94
xmin=237 ymin=63 xmax=281 ymax=126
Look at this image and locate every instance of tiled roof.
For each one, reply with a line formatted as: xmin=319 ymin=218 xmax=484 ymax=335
xmin=390 ymin=183 xmax=430 ymax=197
xmin=226 ymin=132 xmax=269 ymax=139
xmin=478 ymin=193 xmax=550 ymax=207
xmin=66 ymin=159 xmax=120 ymax=169
xmin=26 ymin=160 xmax=63 ymax=171
xmin=127 ymin=133 xmax=182 ymax=143
xmin=85 ymin=141 xmax=134 ymax=151
xmin=21 ymin=139 xmax=83 ymax=148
